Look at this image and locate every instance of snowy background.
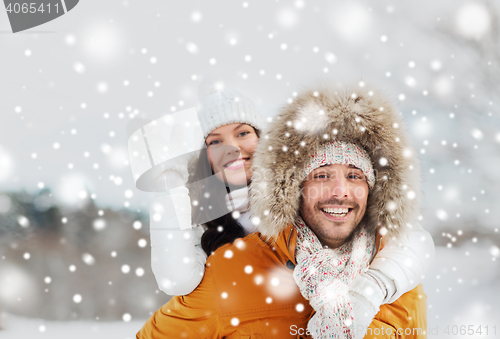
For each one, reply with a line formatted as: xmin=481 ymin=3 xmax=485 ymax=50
xmin=1 ymin=0 xmax=500 ymax=338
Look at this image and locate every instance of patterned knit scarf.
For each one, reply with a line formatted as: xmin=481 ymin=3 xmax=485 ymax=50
xmin=293 ymin=218 xmax=376 ymax=339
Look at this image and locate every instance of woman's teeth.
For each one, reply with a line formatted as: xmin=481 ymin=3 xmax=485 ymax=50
xmin=226 ymin=159 xmax=245 ymax=168
xmin=322 ymin=207 xmax=349 ymax=217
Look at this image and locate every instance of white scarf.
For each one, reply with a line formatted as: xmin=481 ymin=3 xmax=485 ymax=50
xmin=225 ymin=187 xmax=256 ymax=235
xmin=225 ymin=186 xmax=249 ymax=213
xmin=293 ymin=218 xmax=375 ymax=339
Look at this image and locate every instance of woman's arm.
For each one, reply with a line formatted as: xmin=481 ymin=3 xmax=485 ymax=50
xmin=150 ymin=183 xmax=207 ymax=296
xmin=348 ymin=223 xmax=435 ymax=336
xmin=369 ymin=222 xmax=435 ymax=303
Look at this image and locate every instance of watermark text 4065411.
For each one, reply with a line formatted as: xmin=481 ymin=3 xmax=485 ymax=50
xmin=437 ymin=325 xmax=497 ymax=336
xmin=3 ymin=0 xmax=79 ymax=33
xmin=6 ymin=2 xmax=61 ymax=14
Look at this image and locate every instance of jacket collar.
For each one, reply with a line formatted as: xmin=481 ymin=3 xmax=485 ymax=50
xmin=269 ymin=224 xmax=385 ymax=266
xmin=264 ymin=225 xmax=298 ymax=266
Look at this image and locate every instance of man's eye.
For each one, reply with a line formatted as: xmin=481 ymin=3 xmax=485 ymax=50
xmin=347 ymin=174 xmax=362 ymax=179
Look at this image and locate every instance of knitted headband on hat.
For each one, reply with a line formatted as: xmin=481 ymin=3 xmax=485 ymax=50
xmin=304 ymin=140 xmax=376 ymax=189
xmin=197 ymin=89 xmax=265 ymax=140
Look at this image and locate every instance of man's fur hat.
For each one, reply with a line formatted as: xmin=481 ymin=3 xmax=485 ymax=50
xmin=250 ymin=83 xmax=421 ymax=239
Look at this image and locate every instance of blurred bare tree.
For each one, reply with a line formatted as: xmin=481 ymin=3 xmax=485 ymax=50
xmin=0 ymin=190 xmax=169 ymax=322
xmin=422 ymin=0 xmax=500 ymax=243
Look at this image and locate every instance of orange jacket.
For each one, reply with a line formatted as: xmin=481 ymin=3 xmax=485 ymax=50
xmin=137 ymin=226 xmax=427 ymax=338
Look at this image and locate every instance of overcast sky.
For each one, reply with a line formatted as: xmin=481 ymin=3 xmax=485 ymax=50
xmin=1 ymin=0 xmax=499 ymax=233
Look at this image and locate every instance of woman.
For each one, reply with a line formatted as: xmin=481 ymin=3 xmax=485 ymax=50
xmin=149 ymin=89 xmax=263 ymax=295
xmin=148 ymin=88 xmax=434 ymax=331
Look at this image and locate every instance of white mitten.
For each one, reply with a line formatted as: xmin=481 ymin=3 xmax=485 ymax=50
xmin=157 ymin=169 xmax=188 ymax=190
xmin=150 ymin=186 xmax=191 ymax=230
xmin=148 ymin=124 xmax=192 ymax=191
xmin=348 ymin=271 xmax=386 ymax=337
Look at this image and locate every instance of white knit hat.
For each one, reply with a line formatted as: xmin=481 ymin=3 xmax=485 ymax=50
xmin=197 ymin=89 xmax=265 ymax=139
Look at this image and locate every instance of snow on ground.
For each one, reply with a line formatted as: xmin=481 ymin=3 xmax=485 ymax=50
xmin=0 ymin=313 xmax=146 ymax=339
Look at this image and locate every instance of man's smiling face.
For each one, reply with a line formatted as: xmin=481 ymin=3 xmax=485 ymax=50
xmin=299 ymin=163 xmax=369 ymax=249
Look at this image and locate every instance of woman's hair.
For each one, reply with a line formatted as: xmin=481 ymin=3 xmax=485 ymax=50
xmin=189 ymin=127 xmax=259 ymax=256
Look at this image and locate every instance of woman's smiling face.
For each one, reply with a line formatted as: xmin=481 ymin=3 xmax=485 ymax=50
xmin=205 ymin=123 xmax=259 ymax=186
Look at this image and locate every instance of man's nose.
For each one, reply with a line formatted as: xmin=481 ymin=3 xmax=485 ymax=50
xmin=330 ymin=177 xmax=348 ymax=198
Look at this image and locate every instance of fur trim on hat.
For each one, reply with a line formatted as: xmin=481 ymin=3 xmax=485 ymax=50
xmin=249 ymin=83 xmax=421 ymax=240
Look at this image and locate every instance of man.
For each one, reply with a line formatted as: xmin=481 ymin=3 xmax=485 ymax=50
xmin=137 ymin=84 xmax=429 ymax=338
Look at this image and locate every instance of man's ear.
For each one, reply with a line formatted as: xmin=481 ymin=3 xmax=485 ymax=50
xmin=298 ymin=181 xmax=306 ymax=198
xmin=298 ymin=193 xmax=304 ymax=210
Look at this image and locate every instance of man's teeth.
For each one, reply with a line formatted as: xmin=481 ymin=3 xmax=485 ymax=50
xmin=226 ymin=160 xmax=245 ymax=167
xmin=322 ymin=207 xmax=349 ymax=216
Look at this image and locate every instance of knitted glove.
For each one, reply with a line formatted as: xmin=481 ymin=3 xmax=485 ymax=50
xmin=158 ymin=169 xmax=188 ymax=190
xmin=348 ymin=270 xmax=386 ymax=337
xmin=150 ymin=159 xmax=191 ymax=229
xmin=151 ymin=158 xmax=190 ymax=191
xmin=150 ymin=186 xmax=191 ymax=230
xmin=305 ymin=271 xmax=386 ymax=339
